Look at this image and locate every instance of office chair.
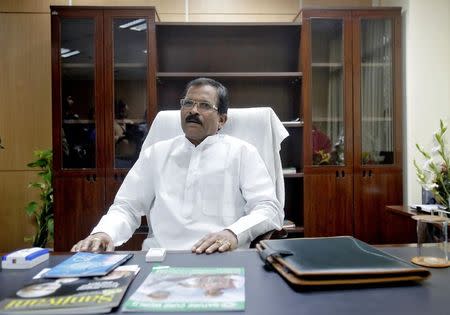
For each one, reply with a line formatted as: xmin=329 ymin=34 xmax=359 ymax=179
xmin=141 ymin=107 xmax=289 ymax=247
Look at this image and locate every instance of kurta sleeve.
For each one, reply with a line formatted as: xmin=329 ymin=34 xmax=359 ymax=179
xmin=226 ymin=145 xmax=284 ymax=246
xmin=91 ymin=146 xmax=156 ymax=246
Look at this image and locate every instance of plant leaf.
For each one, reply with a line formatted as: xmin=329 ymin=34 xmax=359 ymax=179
xmin=25 ymin=202 xmax=38 ymax=216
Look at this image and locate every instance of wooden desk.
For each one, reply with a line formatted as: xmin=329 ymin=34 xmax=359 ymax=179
xmin=384 ymin=205 xmax=417 ymax=244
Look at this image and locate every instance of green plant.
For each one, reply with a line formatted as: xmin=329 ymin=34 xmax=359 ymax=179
xmin=414 ymin=120 xmax=450 ymax=209
xmin=25 ymin=149 xmax=54 ymax=247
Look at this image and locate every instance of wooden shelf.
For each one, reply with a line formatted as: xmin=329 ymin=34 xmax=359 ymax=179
xmin=283 ymin=172 xmax=304 ymax=178
xmin=62 ymin=63 xmax=94 ymax=68
xmin=115 ymin=63 xmax=146 ymax=68
xmin=313 ymin=117 xmax=343 ymax=123
xmin=282 ymin=121 xmax=304 ymax=127
xmin=115 ymin=119 xmax=146 ymax=124
xmin=63 ymin=119 xmax=94 ymax=124
xmin=285 ymin=226 xmax=304 ymax=234
xmin=362 ymin=117 xmax=392 ymax=122
xmin=311 ymin=62 xmax=343 ymax=67
xmin=157 ymin=22 xmax=301 ymax=26
xmin=361 ymin=62 xmax=391 ymax=67
xmin=157 ymin=72 xmax=303 ymax=79
xmin=62 ymin=62 xmax=147 ymax=69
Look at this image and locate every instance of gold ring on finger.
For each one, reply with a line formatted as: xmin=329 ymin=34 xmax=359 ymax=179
xmin=215 ymin=239 xmax=224 ymax=246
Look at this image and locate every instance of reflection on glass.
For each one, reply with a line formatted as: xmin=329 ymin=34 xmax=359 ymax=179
xmin=311 ymin=19 xmax=344 ymax=166
xmin=61 ymin=19 xmax=95 ymax=169
xmin=113 ymin=18 xmax=148 ymax=168
xmin=360 ymin=19 xmax=393 ymax=165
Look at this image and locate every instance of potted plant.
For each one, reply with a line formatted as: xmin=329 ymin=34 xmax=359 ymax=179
xmin=25 ymin=149 xmax=54 ymax=247
xmin=414 ymin=120 xmax=450 ymax=210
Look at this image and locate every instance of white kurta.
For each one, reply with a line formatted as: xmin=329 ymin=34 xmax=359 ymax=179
xmin=92 ymin=134 xmax=284 ymax=250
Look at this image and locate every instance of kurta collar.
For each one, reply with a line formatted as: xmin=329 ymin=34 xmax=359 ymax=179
xmin=183 ymin=133 xmax=221 ymax=149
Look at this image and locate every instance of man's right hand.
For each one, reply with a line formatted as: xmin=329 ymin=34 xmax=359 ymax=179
xmin=71 ymin=232 xmax=114 ymax=252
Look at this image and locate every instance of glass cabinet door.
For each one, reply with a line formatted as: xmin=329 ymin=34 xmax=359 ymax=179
xmin=60 ymin=18 xmax=96 ymax=169
xmin=359 ymin=18 xmax=394 ymax=165
xmin=310 ymin=19 xmax=345 ymax=166
xmin=112 ymin=18 xmax=149 ymax=169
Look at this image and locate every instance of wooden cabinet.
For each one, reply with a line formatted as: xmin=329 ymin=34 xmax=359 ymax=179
xmin=51 ymin=6 xmax=303 ymax=250
xmin=304 ymin=170 xmax=353 ymax=236
xmin=302 ymin=8 xmax=403 ymax=244
xmin=51 ymin=6 xmax=157 ymax=250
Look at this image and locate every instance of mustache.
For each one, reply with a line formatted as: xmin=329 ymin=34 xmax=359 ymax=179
xmin=185 ymin=114 xmax=202 ymax=125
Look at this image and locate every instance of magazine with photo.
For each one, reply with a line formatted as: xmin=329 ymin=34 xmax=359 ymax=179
xmin=122 ymin=266 xmax=245 ymax=312
xmin=43 ymin=252 xmax=133 ymax=278
xmin=0 ymin=265 xmax=140 ymax=315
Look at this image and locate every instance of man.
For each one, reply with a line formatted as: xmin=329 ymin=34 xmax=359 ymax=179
xmin=72 ymin=78 xmax=283 ymax=254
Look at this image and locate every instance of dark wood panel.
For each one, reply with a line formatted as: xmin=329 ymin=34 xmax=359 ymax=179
xmin=157 ymin=72 xmax=302 ymax=78
xmin=353 ymin=170 xmax=403 ymax=244
xmin=304 ymin=171 xmax=353 ymax=237
xmin=284 ymin=177 xmax=304 ymax=229
xmin=54 ymin=176 xmax=105 ymax=251
xmin=281 ymin=127 xmax=303 ymax=171
xmin=383 ymin=205 xmax=416 ymax=244
xmin=157 ymin=78 xmax=300 ymax=121
xmin=157 ymin=25 xmax=300 ymax=72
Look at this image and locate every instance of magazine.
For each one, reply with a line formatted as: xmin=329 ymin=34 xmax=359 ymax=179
xmin=0 ymin=265 xmax=140 ymax=314
xmin=43 ymin=252 xmax=133 ymax=278
xmin=122 ymin=266 xmax=245 ymax=312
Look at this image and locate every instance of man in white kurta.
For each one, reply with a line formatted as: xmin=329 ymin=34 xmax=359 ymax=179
xmin=72 ymin=78 xmax=284 ymax=254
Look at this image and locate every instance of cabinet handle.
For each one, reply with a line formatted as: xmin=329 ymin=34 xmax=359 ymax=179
xmin=341 ymin=171 xmax=345 ymax=178
xmin=114 ymin=174 xmax=119 ymax=181
xmin=336 ymin=171 xmax=340 ymax=178
xmin=92 ymin=174 xmax=96 ymax=182
xmin=368 ymin=170 xmax=373 ymax=177
xmin=362 ymin=170 xmax=366 ymax=177
xmin=85 ymin=175 xmax=92 ymax=182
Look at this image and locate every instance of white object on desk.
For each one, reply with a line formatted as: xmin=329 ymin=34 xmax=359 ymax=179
xmin=145 ymin=248 xmax=166 ymax=262
xmin=410 ymin=204 xmax=447 ymax=212
xmin=2 ymin=247 xmax=49 ymax=269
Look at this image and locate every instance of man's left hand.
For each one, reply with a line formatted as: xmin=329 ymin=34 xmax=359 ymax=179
xmin=192 ymin=229 xmax=238 ymax=254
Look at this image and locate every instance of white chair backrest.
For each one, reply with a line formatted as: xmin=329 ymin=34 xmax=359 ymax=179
xmin=141 ymin=107 xmax=289 ymax=207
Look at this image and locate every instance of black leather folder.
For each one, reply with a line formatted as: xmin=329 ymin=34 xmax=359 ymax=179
xmin=256 ymin=236 xmax=430 ymax=286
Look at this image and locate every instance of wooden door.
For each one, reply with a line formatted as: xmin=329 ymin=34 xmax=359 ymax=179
xmin=51 ymin=7 xmax=106 ymax=251
xmin=304 ymin=170 xmax=353 ymax=236
xmin=353 ymin=169 xmax=403 ymax=243
xmin=54 ymin=175 xmax=105 ymax=251
xmin=302 ymin=10 xmax=354 ymax=236
xmin=103 ymin=9 xmax=157 ymax=249
xmin=352 ymin=9 xmax=403 ymax=244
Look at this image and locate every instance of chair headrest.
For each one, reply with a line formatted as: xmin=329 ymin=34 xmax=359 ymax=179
xmin=141 ymin=107 xmax=288 ymax=154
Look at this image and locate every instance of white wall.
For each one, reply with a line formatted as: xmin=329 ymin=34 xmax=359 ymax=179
xmin=379 ymin=0 xmax=450 ymax=205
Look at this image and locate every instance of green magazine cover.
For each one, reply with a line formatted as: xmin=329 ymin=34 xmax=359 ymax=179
xmin=123 ymin=267 xmax=245 ymax=312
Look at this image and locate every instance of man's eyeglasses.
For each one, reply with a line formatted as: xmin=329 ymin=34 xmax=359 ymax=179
xmin=180 ymin=98 xmax=218 ymax=113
